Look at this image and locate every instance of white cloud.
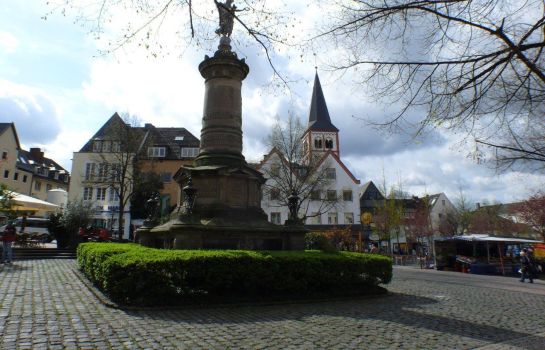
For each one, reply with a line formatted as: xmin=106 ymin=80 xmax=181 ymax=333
xmin=0 ymin=79 xmax=62 ymax=145
xmin=2 ymin=1 xmax=544 ymax=207
xmin=0 ymin=31 xmax=18 ymax=53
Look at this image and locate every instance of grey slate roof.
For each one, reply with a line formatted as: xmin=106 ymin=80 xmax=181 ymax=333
xmin=77 ymin=112 xmax=200 ymax=160
xmin=140 ymin=124 xmax=200 ymax=160
xmin=307 ymin=73 xmax=339 ymax=132
xmin=79 ymin=112 xmax=127 ymax=152
xmin=17 ymin=149 xmax=69 ymax=183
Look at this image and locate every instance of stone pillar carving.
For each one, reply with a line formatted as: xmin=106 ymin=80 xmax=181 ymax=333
xmin=195 ymin=39 xmax=249 ymax=167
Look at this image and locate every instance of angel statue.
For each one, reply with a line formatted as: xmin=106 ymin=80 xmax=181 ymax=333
xmin=215 ymin=0 xmax=236 ymax=37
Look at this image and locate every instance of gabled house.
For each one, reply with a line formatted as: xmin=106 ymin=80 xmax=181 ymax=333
xmin=0 ymin=122 xmax=26 ymax=193
xmin=259 ymin=73 xmax=361 ymax=229
xmin=137 ymin=123 xmax=200 ymax=212
xmin=359 ymin=183 xmax=457 ymax=253
xmin=69 ymin=113 xmax=200 ymax=238
xmin=0 ymin=122 xmax=69 ymax=201
xmin=17 ymin=148 xmax=70 ymax=200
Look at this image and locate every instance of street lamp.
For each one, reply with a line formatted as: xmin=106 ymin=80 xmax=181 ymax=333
xmin=182 ymin=177 xmax=197 ymax=215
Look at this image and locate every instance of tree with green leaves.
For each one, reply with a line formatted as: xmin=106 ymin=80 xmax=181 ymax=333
xmin=0 ymin=184 xmax=14 ymax=217
xmin=48 ymin=200 xmax=94 ymax=248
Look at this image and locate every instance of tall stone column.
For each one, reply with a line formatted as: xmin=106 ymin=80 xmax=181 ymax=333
xmin=195 ymin=38 xmax=249 ymax=167
xmin=138 ymin=37 xmax=308 ymax=251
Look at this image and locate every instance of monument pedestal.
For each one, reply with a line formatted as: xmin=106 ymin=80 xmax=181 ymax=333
xmin=137 ymin=39 xmax=306 ymax=250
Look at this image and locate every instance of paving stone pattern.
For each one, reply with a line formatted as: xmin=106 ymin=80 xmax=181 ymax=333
xmin=1 ymin=260 xmax=545 ymax=349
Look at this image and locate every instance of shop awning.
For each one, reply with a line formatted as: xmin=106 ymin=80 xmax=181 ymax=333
xmin=1 ymin=192 xmax=59 ymax=212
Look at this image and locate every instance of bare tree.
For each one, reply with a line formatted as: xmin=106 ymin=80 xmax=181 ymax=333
xmin=88 ymin=115 xmax=145 ymax=239
xmin=260 ymin=115 xmax=338 ymax=223
xmin=452 ymin=187 xmax=474 ymax=235
xmin=404 ymin=196 xmax=433 ymax=266
xmin=372 ymin=187 xmax=405 ymax=254
xmin=313 ymin=0 xmax=545 ymax=170
xmin=47 ymin=0 xmax=297 ymax=84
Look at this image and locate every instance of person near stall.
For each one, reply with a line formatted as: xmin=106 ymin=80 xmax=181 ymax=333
xmin=519 ymin=249 xmax=534 ymax=283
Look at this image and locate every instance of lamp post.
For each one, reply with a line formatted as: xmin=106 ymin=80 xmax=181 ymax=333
xmin=182 ymin=177 xmax=197 ymax=215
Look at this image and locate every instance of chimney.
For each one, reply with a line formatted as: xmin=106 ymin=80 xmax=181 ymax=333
xmin=476 ymin=202 xmax=481 ymax=209
xmin=29 ymin=147 xmax=44 ymax=161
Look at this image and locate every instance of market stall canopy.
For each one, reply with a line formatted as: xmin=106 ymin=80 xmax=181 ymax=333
xmin=435 ymin=234 xmax=542 ymax=243
xmin=2 ymin=192 xmax=59 ymax=212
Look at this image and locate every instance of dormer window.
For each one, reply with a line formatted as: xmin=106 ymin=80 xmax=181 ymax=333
xmin=175 ymin=136 xmax=184 ymax=141
xmin=112 ymin=141 xmax=121 ymax=152
xmin=180 ymin=147 xmax=199 ymax=158
xmin=36 ymin=167 xmax=48 ymax=176
xmin=93 ymin=140 xmax=102 ymax=152
xmin=102 ymin=141 xmax=111 ymax=152
xmin=148 ymin=147 xmax=166 ymax=158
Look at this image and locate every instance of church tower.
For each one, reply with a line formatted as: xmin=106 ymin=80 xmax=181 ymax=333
xmin=302 ymin=73 xmax=340 ymax=159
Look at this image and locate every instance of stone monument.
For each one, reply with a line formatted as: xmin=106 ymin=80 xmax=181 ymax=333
xmin=137 ymin=1 xmax=306 ymax=250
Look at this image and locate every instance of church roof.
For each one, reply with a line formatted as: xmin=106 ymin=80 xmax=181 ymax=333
xmin=307 ymin=73 xmax=339 ymax=132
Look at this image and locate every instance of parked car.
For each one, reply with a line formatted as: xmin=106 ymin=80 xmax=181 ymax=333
xmin=0 ymin=217 xmax=52 ymax=243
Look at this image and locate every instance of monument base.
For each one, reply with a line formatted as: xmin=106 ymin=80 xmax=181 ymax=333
xmin=138 ymin=216 xmax=306 ymax=251
xmin=136 ymin=164 xmax=307 ymax=251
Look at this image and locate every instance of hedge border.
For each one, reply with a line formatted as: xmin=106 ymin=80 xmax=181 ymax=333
xmin=77 ymin=243 xmax=392 ymax=306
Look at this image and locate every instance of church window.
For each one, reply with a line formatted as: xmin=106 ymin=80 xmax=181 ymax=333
xmin=314 ymin=138 xmax=322 ymax=149
xmin=325 ymin=138 xmax=334 ymax=149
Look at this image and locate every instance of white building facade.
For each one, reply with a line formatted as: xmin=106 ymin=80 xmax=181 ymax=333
xmin=68 ymin=113 xmax=135 ymax=238
xmin=259 ymin=73 xmax=361 ymax=229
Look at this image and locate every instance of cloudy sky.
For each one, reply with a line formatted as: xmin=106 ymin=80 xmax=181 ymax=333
xmin=1 ymin=0 xmax=543 ymax=206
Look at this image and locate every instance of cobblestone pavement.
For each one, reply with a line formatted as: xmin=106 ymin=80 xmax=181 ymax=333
xmin=1 ymin=260 xmax=545 ymax=350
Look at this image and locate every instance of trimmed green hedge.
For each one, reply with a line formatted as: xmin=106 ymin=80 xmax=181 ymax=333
xmin=77 ymin=243 xmax=392 ymax=306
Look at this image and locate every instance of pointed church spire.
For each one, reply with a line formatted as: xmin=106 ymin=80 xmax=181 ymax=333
xmin=307 ymin=72 xmax=338 ymax=132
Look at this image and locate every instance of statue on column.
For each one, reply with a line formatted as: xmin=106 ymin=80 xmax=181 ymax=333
xmin=215 ymin=0 xmax=236 ymax=37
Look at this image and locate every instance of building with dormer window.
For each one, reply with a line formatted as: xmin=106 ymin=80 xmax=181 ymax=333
xmin=69 ymin=113 xmax=200 ymax=238
xmin=0 ymin=122 xmax=69 ymax=201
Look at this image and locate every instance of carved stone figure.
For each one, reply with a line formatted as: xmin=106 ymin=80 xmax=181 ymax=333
xmin=215 ymin=0 xmax=236 ymax=37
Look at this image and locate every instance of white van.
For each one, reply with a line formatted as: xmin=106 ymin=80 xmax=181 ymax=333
xmin=0 ymin=217 xmax=51 ymax=242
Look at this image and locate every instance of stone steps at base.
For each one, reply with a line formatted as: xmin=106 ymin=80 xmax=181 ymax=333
xmin=10 ymin=248 xmax=77 ymax=260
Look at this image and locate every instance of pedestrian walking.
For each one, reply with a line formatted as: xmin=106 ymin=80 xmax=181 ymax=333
xmin=1 ymin=220 xmax=17 ymax=264
xmin=519 ymin=249 xmax=534 ymax=283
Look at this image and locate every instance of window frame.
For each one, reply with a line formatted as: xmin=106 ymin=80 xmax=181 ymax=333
xmin=325 ymin=168 xmax=336 ymax=179
xmin=148 ymin=147 xmax=166 ymax=158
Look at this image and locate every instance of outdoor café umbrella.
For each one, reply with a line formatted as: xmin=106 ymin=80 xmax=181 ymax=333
xmin=5 ymin=192 xmax=59 ymax=212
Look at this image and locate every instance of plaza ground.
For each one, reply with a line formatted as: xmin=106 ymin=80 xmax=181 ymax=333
xmin=1 ymin=261 xmax=544 ymax=349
